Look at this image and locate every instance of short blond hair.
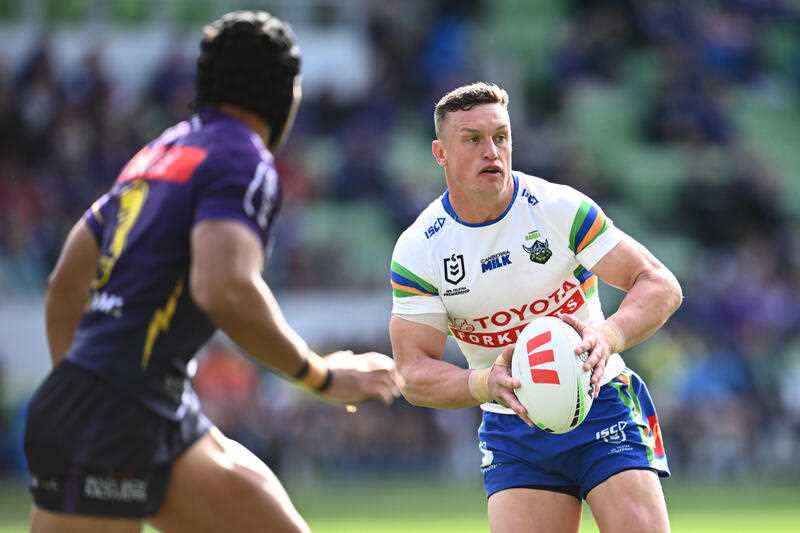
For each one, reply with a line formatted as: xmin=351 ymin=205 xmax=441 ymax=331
xmin=434 ymin=82 xmax=509 ymax=137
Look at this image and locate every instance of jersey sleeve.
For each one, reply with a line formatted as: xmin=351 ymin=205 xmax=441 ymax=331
xmin=83 ymin=193 xmax=112 ymax=245
xmin=558 ymin=186 xmax=621 ymax=269
xmin=193 ymin=154 xmax=279 ymax=247
xmin=390 ymin=230 xmax=447 ymax=316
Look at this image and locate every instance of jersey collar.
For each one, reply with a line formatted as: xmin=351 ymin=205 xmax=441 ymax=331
xmin=441 ymin=173 xmax=519 ymax=228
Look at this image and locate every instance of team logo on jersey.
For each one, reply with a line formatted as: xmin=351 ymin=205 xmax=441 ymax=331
xmin=523 ymin=231 xmax=552 ymax=264
xmin=443 ymin=253 xmax=465 ymax=285
xmin=481 ymin=251 xmax=512 ymax=273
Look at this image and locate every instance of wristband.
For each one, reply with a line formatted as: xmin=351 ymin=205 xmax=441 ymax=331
xmin=468 ymin=368 xmax=492 ymax=404
xmin=292 ymin=358 xmax=310 ymax=380
xmin=316 ymin=368 xmax=334 ymax=393
xmin=598 ymin=321 xmax=626 ymax=354
xmin=294 ymin=353 xmax=329 ymax=391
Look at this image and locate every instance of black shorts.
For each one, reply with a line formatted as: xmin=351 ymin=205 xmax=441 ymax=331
xmin=24 ymin=361 xmax=211 ymax=518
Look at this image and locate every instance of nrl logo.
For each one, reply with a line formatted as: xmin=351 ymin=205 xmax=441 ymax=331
xmin=443 ymin=254 xmax=465 ymax=285
xmin=523 ymin=237 xmax=552 ymax=264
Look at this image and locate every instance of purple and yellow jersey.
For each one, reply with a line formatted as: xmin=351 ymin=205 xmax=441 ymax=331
xmin=68 ymin=108 xmax=280 ymax=419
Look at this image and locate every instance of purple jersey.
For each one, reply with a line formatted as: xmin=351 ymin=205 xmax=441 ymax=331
xmin=68 ymin=109 xmax=280 ymax=419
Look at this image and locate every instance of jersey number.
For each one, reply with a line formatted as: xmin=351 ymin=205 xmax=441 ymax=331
xmin=92 ymin=181 xmax=149 ymax=290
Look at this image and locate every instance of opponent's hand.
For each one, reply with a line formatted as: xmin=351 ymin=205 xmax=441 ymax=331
xmin=486 ymin=346 xmax=535 ymax=427
xmin=558 ymin=313 xmax=619 ymax=398
xmin=320 ymin=351 xmax=401 ymax=405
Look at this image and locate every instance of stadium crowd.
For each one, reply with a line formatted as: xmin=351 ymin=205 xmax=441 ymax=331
xmin=1 ymin=0 xmax=800 ymax=482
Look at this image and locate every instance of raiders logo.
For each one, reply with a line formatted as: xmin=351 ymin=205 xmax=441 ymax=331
xmin=523 ymin=239 xmax=552 ymax=264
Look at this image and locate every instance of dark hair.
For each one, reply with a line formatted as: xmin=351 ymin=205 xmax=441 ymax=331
xmin=195 ymin=11 xmax=301 ymax=144
xmin=434 ymin=82 xmax=509 ymax=137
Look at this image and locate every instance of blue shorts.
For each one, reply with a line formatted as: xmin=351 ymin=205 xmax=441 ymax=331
xmin=479 ymin=368 xmax=669 ymax=500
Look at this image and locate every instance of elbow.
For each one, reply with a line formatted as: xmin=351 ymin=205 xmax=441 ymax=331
xmin=190 ymin=271 xmax=252 ymax=317
xmin=659 ymin=270 xmax=683 ymax=316
xmin=396 ymin=366 xmax=428 ymax=407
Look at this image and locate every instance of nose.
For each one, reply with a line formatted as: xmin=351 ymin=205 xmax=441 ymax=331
xmin=483 ymin=139 xmax=500 ymax=160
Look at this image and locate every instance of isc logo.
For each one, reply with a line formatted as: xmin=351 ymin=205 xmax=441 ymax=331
xmin=425 ymin=217 xmax=447 ymax=239
xmin=596 ymin=421 xmax=628 ymax=443
xmin=526 ymin=330 xmax=560 ymax=385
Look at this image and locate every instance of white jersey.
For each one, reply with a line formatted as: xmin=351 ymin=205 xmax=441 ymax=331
xmin=391 ymin=171 xmax=625 ymax=414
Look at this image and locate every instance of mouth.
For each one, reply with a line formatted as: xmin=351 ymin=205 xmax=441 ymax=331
xmin=479 ymin=165 xmax=503 ymax=176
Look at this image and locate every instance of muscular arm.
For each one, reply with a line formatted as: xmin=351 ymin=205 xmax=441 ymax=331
xmin=46 ymin=220 xmax=100 ymax=366
xmin=190 ymin=220 xmax=314 ymax=378
xmin=389 ymin=316 xmax=476 ymax=409
xmin=591 ymin=232 xmax=683 ymax=352
xmin=390 ymin=316 xmax=530 ymax=422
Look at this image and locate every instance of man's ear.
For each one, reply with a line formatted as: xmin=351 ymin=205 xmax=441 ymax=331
xmin=432 ymin=139 xmax=446 ymax=167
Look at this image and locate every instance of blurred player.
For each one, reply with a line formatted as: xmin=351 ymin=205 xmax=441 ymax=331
xmin=389 ymin=82 xmax=682 ymax=532
xmin=24 ymin=11 xmax=399 ymax=533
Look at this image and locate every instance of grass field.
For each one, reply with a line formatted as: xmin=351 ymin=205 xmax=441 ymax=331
xmin=1 ymin=478 xmax=798 ymax=532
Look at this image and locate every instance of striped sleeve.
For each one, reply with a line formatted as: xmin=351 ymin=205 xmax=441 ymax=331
xmin=390 ymin=231 xmax=446 ymax=316
xmin=391 ymin=261 xmax=438 ymax=297
xmin=565 ymin=194 xmax=620 ymax=269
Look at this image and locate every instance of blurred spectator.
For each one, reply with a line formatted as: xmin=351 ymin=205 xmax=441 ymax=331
xmin=1 ymin=0 xmax=799 ymax=482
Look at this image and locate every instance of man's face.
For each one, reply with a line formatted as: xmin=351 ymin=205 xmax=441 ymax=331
xmin=432 ymin=103 xmax=512 ymax=199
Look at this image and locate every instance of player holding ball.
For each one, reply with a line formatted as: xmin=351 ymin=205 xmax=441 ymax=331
xmin=390 ymin=82 xmax=682 ymax=532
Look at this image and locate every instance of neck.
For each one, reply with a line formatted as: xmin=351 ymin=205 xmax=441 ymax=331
xmin=217 ymin=104 xmax=272 ymax=147
xmin=446 ymin=175 xmax=515 ymax=224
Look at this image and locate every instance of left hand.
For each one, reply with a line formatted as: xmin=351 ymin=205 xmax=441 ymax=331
xmin=558 ymin=313 xmax=613 ymax=398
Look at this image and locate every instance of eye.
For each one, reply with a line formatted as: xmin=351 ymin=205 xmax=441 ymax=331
xmin=495 ymin=134 xmax=508 ymax=143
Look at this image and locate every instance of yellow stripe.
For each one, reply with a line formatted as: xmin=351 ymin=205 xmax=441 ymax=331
xmin=142 ymin=276 xmax=184 ymax=370
xmin=576 ymin=213 xmax=605 ymax=253
xmin=391 ymin=281 xmax=431 ymax=296
xmin=581 ymin=275 xmax=597 ymax=294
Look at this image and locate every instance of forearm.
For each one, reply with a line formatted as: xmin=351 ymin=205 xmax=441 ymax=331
xmin=604 ymin=268 xmax=682 ymax=352
xmin=45 ymin=286 xmax=90 ymax=365
xmin=400 ymin=355 xmax=479 ymax=409
xmin=198 ymin=274 xmax=314 ymax=378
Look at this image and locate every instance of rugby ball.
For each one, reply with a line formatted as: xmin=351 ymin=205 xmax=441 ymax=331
xmin=511 ymin=316 xmax=593 ymax=434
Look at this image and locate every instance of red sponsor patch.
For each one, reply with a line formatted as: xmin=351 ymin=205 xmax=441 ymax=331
xmin=648 ymin=414 xmax=665 ymax=457
xmin=449 ymin=284 xmax=586 ymax=349
xmin=450 ymin=323 xmax=527 ymax=347
xmin=117 ymin=145 xmax=207 ymax=184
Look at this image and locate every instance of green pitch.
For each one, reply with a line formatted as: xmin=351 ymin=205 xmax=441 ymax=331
xmin=1 ymin=479 xmax=798 ymax=532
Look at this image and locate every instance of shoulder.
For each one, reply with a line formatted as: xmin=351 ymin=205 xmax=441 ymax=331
xmin=515 ymin=171 xmax=588 ymax=213
xmin=395 ymin=193 xmax=449 ymax=248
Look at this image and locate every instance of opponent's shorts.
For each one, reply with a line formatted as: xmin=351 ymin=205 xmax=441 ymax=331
xmin=479 ymin=368 xmax=668 ymax=500
xmin=24 ymin=361 xmax=211 ymax=518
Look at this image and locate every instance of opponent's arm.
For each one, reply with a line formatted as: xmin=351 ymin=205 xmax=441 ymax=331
xmin=191 ymin=220 xmax=398 ymax=403
xmin=561 ymin=232 xmax=683 ymax=391
xmin=390 ymin=316 xmax=532 ymax=424
xmin=45 ymin=220 xmax=100 ymax=366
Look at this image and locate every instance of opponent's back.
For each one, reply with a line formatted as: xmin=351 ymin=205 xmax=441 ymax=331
xmin=68 ymin=108 xmax=279 ymax=417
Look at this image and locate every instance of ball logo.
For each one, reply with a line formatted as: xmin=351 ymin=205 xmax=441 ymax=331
xmin=526 ymin=330 xmax=560 ymax=385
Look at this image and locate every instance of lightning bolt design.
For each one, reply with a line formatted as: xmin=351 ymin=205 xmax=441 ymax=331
xmin=141 ymin=276 xmax=184 ymax=370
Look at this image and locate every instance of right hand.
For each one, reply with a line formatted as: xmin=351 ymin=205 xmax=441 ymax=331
xmin=320 ymin=351 xmax=401 ymax=405
xmin=487 ymin=346 xmax=534 ymax=427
